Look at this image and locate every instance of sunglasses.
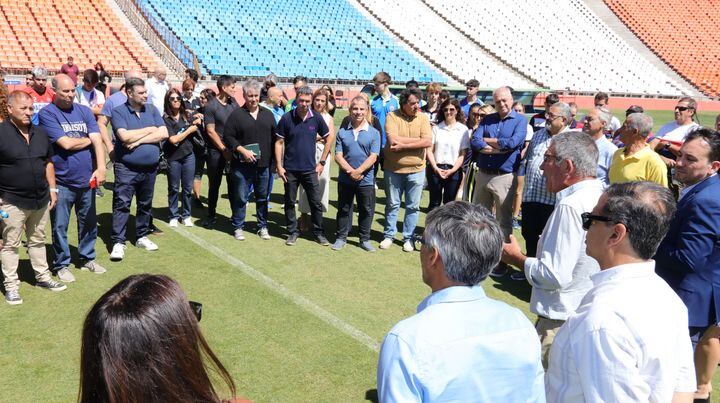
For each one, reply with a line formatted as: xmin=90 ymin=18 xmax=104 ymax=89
xmin=443 ymin=108 xmax=456 ymax=112
xmin=169 ymin=96 xmax=181 ymax=101
xmin=675 ymin=106 xmax=694 ymax=112
xmin=189 ymin=300 xmax=202 ymax=321
xmin=581 ymin=212 xmax=613 ymax=231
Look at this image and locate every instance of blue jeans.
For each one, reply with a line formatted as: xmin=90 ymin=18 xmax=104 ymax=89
xmin=50 ymin=184 xmax=97 ymax=271
xmin=230 ymin=164 xmax=269 ymax=230
xmin=111 ymin=162 xmax=157 ymax=244
xmin=383 ymin=170 xmax=424 ymax=241
xmin=167 ymin=153 xmax=195 ymax=220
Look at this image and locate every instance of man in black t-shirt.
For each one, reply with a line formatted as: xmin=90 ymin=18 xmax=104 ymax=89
xmin=223 ymin=79 xmax=276 ymax=241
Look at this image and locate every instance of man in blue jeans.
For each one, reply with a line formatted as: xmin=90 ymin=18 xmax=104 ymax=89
xmin=275 ymin=86 xmax=330 ymax=246
xmin=224 ymin=79 xmax=275 ymax=241
xmin=379 ymin=88 xmax=432 ymax=252
xmin=108 ymin=78 xmax=168 ymax=261
xmin=39 ymin=74 xmax=107 ymax=282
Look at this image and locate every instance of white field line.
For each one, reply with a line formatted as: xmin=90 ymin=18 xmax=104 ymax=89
xmin=172 ymin=225 xmax=381 ymax=352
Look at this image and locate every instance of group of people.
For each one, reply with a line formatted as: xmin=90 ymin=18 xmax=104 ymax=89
xmin=2 ymin=62 xmax=720 ymax=401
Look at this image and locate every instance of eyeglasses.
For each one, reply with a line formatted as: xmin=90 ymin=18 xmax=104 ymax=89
xmin=545 ymin=112 xmax=563 ymax=121
xmin=189 ymin=300 xmax=202 ymax=321
xmin=443 ymin=108 xmax=456 ymax=112
xmin=581 ymin=212 xmax=613 ymax=231
xmin=675 ymin=106 xmax=694 ymax=112
xmin=169 ymin=96 xmax=181 ymax=101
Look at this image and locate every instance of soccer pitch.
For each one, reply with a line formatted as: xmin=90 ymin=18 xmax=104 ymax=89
xmin=0 ymin=109 xmax=718 ymax=402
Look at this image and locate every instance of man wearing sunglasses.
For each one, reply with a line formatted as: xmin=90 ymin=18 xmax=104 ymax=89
xmin=649 ymin=97 xmax=700 ymax=169
xmin=547 ymin=181 xmax=695 ymax=403
xmin=501 ymin=131 xmax=602 ymax=368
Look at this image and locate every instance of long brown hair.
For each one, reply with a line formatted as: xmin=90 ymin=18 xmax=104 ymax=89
xmin=0 ymin=83 xmax=8 ymax=121
xmin=79 ymin=274 xmax=236 ymax=402
xmin=164 ymin=88 xmax=186 ymax=118
xmin=436 ymin=98 xmax=466 ymax=125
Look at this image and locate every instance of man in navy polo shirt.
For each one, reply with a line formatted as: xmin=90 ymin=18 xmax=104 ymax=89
xmin=39 ymin=74 xmax=107 ymax=283
xmin=275 ymin=86 xmax=330 ymax=246
xmin=471 ymin=86 xmax=528 ymax=277
xmin=332 ymin=96 xmax=380 ymax=252
xmin=109 ymin=77 xmax=168 ymax=261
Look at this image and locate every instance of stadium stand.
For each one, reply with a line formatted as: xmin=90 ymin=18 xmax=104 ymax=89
xmin=133 ymin=0 xmax=447 ymax=83
xmin=0 ymin=0 xmax=159 ymax=73
xmin=423 ymin=0 xmax=696 ymax=96
xmin=354 ymin=0 xmax=537 ymax=89
xmin=604 ymin=0 xmax=720 ymax=98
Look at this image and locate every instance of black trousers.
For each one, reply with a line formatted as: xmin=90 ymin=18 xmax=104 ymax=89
xmin=520 ymin=201 xmax=555 ymax=257
xmin=284 ymin=170 xmax=324 ymax=236
xmin=427 ymin=164 xmax=462 ymax=211
xmin=206 ymin=148 xmax=229 ymax=218
xmin=336 ymin=181 xmax=375 ymax=242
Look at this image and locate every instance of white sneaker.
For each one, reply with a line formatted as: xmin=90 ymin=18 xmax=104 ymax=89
xmin=379 ymin=238 xmax=393 ymax=250
xmin=403 ymin=240 xmax=414 ymax=252
xmin=234 ymin=229 xmax=245 ymax=241
xmin=110 ymin=243 xmax=126 ymax=261
xmin=182 ymin=217 xmax=194 ymax=227
xmin=169 ymin=218 xmax=179 ymax=228
xmin=257 ymin=227 xmax=271 ymax=240
xmin=136 ymin=236 xmax=159 ymax=251
xmin=56 ymin=267 xmax=76 ymax=283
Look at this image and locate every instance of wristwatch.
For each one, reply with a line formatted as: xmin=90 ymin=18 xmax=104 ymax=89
xmin=318 ymin=160 xmax=326 ymax=166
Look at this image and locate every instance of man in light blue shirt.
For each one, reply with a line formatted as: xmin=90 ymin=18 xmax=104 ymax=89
xmin=583 ymin=107 xmax=618 ymax=186
xmin=377 ymin=201 xmax=545 ymax=402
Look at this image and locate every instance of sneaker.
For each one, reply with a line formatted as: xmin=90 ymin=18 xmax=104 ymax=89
xmin=285 ymin=233 xmax=299 ymax=246
xmin=360 ymin=241 xmax=376 ymax=252
xmin=80 ymin=260 xmax=107 ymax=274
xmin=257 ymin=227 xmax=271 ymax=240
xmin=169 ymin=218 xmax=179 ymax=228
xmin=5 ymin=290 xmax=22 ymax=305
xmin=234 ymin=229 xmax=245 ymax=241
xmin=331 ymin=239 xmax=346 ymax=251
xmin=489 ymin=264 xmax=508 ymax=278
xmin=379 ymin=238 xmax=393 ymax=250
xmin=510 ymin=271 xmax=526 ymax=281
xmin=149 ymin=224 xmax=164 ymax=236
xmin=110 ymin=243 xmax=126 ymax=261
xmin=512 ymin=217 xmax=521 ymax=229
xmin=316 ymin=234 xmax=330 ymax=246
xmin=402 ymin=240 xmax=414 ymax=252
xmin=136 ymin=236 xmax=159 ymax=251
xmin=202 ymin=216 xmax=217 ymax=228
xmin=55 ymin=267 xmax=76 ymax=283
xmin=36 ymin=279 xmax=67 ymax=292
xmin=182 ymin=217 xmax=194 ymax=227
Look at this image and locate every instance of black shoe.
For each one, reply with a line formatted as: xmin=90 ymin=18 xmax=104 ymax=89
xmin=489 ymin=264 xmax=508 ymax=278
xmin=315 ymin=234 xmax=330 ymax=246
xmin=286 ymin=233 xmax=299 ymax=246
xmin=192 ymin=198 xmax=204 ymax=208
xmin=149 ymin=224 xmax=164 ymax=236
xmin=202 ymin=216 xmax=217 ymax=228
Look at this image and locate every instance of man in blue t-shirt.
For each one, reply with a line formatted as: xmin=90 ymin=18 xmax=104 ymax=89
xmin=275 ymin=86 xmax=330 ymax=246
xmin=370 ymin=72 xmax=399 ymax=150
xmin=108 ymin=77 xmax=168 ymax=261
xmin=332 ymin=96 xmax=380 ymax=252
xmin=39 ymin=74 xmax=107 ymax=282
xmin=459 ymin=79 xmax=484 ymax=117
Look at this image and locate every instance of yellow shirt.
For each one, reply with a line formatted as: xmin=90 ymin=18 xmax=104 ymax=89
xmin=383 ymin=110 xmax=432 ymax=174
xmin=608 ymin=146 xmax=668 ymax=187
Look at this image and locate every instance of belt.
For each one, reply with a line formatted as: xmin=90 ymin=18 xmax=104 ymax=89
xmin=478 ymin=167 xmax=508 ymax=175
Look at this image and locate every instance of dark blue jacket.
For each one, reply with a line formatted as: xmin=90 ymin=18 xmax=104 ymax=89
xmin=655 ymin=174 xmax=720 ymax=327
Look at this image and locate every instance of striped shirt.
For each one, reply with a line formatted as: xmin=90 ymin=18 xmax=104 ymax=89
xmin=522 ymin=127 xmax=564 ymax=206
xmin=546 ymin=262 xmax=696 ymax=402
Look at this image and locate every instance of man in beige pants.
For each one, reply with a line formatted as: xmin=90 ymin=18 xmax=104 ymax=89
xmin=0 ymin=91 xmax=66 ymax=305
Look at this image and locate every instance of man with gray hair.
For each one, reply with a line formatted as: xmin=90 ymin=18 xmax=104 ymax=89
xmin=502 ymin=131 xmax=603 ymax=367
xmin=145 ymin=67 xmax=169 ymax=115
xmin=609 ymin=112 xmax=667 ymax=186
xmin=377 ymin=201 xmax=545 ymax=401
xmin=512 ymin=101 xmax=572 ymax=281
xmin=582 ymin=107 xmax=618 ymax=186
xmin=23 ymin=66 xmax=55 ymax=125
xmin=223 ymin=79 xmax=276 ymax=241
xmin=547 ymin=182 xmax=695 ymax=402
xmin=275 ymin=85 xmax=330 ymax=246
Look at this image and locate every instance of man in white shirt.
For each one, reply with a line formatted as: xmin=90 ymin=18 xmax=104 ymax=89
xmin=502 ymin=131 xmax=603 ymax=368
xmin=74 ymin=69 xmax=105 ymax=117
xmin=546 ymin=181 xmax=696 ymax=403
xmin=593 ymin=92 xmax=621 ymax=136
xmin=649 ymin=97 xmax=700 ymax=168
xmin=145 ymin=67 xmax=170 ymax=115
xmin=377 ymin=201 xmax=544 ymax=402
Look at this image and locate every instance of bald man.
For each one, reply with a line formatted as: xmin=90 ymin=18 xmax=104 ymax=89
xmin=470 ymin=86 xmax=528 ymax=277
xmin=260 ymin=86 xmax=285 ymax=124
xmin=1 ymin=91 xmax=67 ymax=304
xmin=146 ymin=67 xmax=169 ymax=115
xmin=39 ymin=74 xmax=107 ymax=282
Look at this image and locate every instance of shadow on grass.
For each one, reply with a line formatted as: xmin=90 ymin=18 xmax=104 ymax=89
xmin=365 ymin=389 xmax=378 ymax=403
xmin=490 ymin=268 xmax=532 ymax=303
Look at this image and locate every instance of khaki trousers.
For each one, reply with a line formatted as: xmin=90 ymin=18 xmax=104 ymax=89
xmin=536 ymin=316 xmax=566 ymax=369
xmin=1 ymin=201 xmax=52 ymax=292
xmin=472 ymin=171 xmax=517 ymax=239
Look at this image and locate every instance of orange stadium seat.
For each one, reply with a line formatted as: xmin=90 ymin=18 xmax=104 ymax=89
xmin=604 ymin=0 xmax=720 ymax=97
xmin=0 ymin=0 xmax=162 ymax=75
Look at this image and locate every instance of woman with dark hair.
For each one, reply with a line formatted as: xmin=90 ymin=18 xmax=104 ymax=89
xmin=192 ymin=88 xmax=216 ymax=207
xmin=426 ymin=98 xmax=469 ymax=210
xmin=94 ymin=62 xmax=111 ymax=96
xmin=79 ymin=274 xmax=242 ymax=402
xmin=458 ymin=103 xmax=493 ymax=200
xmin=163 ymin=88 xmax=201 ymax=227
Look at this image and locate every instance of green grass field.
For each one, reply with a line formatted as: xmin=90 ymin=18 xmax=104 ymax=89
xmin=0 ymin=108 xmax=718 ymax=402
